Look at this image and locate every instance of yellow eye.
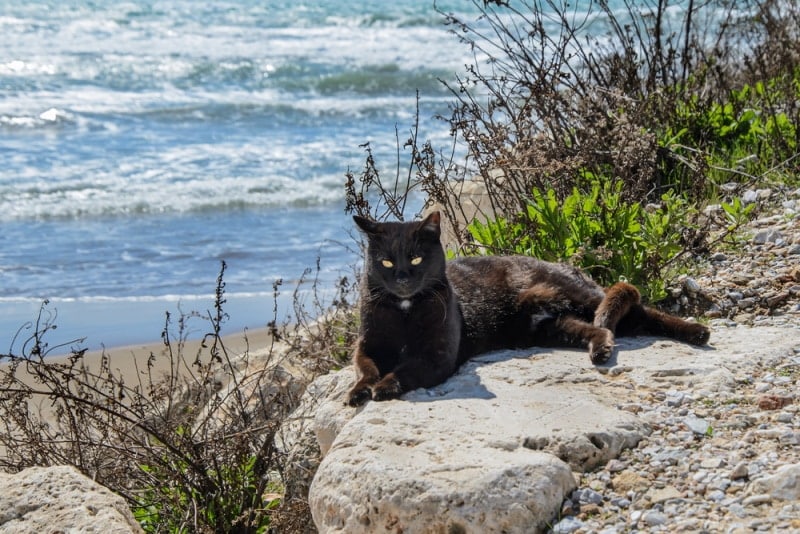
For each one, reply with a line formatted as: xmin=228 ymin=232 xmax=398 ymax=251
xmin=411 ymin=256 xmax=423 ymax=266
xmin=381 ymin=259 xmax=394 ymax=268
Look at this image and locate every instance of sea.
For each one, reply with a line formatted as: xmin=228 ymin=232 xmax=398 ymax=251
xmin=1 ymin=0 xmax=713 ymax=353
xmin=0 ymin=0 xmax=492 ymax=353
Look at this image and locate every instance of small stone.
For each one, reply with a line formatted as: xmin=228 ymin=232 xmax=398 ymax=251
xmin=701 ymin=457 xmax=725 ymax=469
xmin=757 ymin=395 xmax=793 ymax=410
xmin=729 ymin=503 xmax=748 ymax=518
xmin=754 ymin=383 xmax=771 ymax=393
xmin=743 ymin=190 xmax=759 ymax=204
xmin=612 ymin=471 xmax=649 ymax=493
xmin=684 ymin=277 xmax=701 ymax=295
xmin=684 ymin=415 xmax=711 ymax=436
xmin=574 ymin=487 xmax=604 ymax=505
xmin=742 ymin=494 xmax=772 ymax=506
xmin=579 ymin=503 xmax=602 ymax=517
xmin=666 ymin=393 xmax=685 ymax=407
xmin=551 ymin=516 xmax=585 ymax=534
xmin=737 ymin=297 xmax=757 ymax=309
xmin=610 ymin=497 xmax=631 ymax=508
xmin=753 ymin=229 xmax=783 ymax=245
xmin=648 ymin=486 xmax=682 ymax=503
xmin=731 ymin=462 xmax=750 ymax=481
xmin=707 ymin=489 xmax=726 ymax=501
xmin=779 ymin=431 xmax=799 ymax=446
xmin=606 ymin=459 xmax=627 ymax=473
xmin=642 ymin=510 xmax=668 ymax=526
xmin=775 ymin=412 xmax=794 ymax=423
xmin=757 ymin=188 xmax=773 ymax=200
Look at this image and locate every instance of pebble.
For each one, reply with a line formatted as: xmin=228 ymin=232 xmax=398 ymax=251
xmin=684 ymin=415 xmax=712 ymax=435
xmin=642 ymin=510 xmax=668 ymax=526
xmin=551 ymin=516 xmax=584 ymax=534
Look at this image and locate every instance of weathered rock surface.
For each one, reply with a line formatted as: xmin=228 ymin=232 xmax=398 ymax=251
xmin=0 ymin=465 xmax=142 ymax=533
xmin=303 ymin=324 xmax=800 ymax=533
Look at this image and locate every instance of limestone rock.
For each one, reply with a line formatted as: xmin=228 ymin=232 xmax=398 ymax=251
xmin=305 ymin=325 xmax=799 ymax=533
xmin=277 ymin=367 xmax=355 ymax=498
xmin=308 ymin=352 xmax=655 ymax=533
xmin=750 ymin=463 xmax=800 ymax=501
xmin=0 ymin=465 xmax=142 ymax=533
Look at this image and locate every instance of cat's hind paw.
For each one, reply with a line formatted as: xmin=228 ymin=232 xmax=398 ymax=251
xmin=685 ymin=323 xmax=710 ymax=346
xmin=347 ymin=386 xmax=372 ymax=407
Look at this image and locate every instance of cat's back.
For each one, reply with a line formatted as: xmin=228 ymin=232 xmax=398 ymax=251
xmin=447 ymin=255 xmax=604 ymax=320
xmin=447 ymin=255 xmax=598 ymax=292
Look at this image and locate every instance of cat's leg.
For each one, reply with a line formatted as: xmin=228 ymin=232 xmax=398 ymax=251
xmin=347 ymin=341 xmax=381 ymax=407
xmin=594 ymin=282 xmax=641 ymax=331
xmin=636 ymin=305 xmax=710 ymax=345
xmin=599 ymin=282 xmax=711 ymax=345
xmin=537 ymin=315 xmax=615 ymax=364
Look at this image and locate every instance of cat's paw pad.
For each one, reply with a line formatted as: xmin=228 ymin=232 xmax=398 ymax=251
xmin=589 ymin=330 xmax=614 ymax=364
xmin=372 ymin=377 xmax=403 ymax=402
xmin=347 ymin=386 xmax=372 ymax=407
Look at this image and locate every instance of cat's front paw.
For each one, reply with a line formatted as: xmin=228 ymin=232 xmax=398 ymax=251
xmin=372 ymin=375 xmax=403 ymax=402
xmin=588 ymin=329 xmax=615 ymax=364
xmin=347 ymin=386 xmax=372 ymax=407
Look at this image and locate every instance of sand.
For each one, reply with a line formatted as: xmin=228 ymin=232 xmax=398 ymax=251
xmin=0 ymin=326 xmax=277 ymax=422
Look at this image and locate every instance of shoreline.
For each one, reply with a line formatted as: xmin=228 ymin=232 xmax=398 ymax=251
xmin=2 ymin=291 xmax=298 ymax=359
xmin=2 ymin=324 xmax=277 ymax=393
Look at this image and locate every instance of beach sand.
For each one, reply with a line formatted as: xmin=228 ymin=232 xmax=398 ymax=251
xmin=0 ymin=326 xmax=278 ymax=445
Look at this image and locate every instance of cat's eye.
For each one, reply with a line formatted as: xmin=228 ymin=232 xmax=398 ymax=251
xmin=410 ymin=256 xmax=423 ymax=266
xmin=381 ymin=259 xmax=394 ymax=268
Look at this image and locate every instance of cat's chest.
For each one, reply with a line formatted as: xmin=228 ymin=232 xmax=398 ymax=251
xmin=368 ymin=298 xmax=437 ymax=333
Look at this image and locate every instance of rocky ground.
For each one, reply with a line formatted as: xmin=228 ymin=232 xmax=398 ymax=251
xmin=551 ymin=188 xmax=800 ymax=534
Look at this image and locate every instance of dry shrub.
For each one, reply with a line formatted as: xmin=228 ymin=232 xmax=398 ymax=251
xmin=0 ymin=261 xmax=358 ymax=533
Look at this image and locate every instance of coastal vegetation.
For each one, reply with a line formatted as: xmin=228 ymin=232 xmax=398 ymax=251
xmin=2 ymin=0 xmax=800 ymax=532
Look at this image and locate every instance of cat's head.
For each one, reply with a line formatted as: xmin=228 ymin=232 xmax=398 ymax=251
xmin=353 ymin=211 xmax=446 ymax=299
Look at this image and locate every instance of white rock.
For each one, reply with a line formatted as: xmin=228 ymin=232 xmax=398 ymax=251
xmin=750 ymin=464 xmax=800 ymax=501
xmin=0 ymin=465 xmax=142 ymax=533
xmin=304 ymin=326 xmax=800 ymax=533
xmin=684 ymin=415 xmax=711 ymax=436
xmin=552 ymin=516 xmax=585 ymax=533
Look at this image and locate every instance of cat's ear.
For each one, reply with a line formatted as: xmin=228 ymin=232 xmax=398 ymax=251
xmin=417 ymin=211 xmax=441 ymax=239
xmin=353 ymin=215 xmax=382 ymax=235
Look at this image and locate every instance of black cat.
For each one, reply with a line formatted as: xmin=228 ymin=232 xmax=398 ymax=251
xmin=347 ymin=211 xmax=710 ymax=406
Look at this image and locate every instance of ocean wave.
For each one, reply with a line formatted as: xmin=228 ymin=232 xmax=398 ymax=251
xmin=0 ymin=173 xmax=345 ymax=221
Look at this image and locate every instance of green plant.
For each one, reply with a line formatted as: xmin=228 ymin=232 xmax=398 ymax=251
xmin=133 ymin=451 xmax=280 ymax=533
xmin=721 ymin=197 xmax=756 ymax=236
xmin=467 ymin=178 xmax=696 ymax=301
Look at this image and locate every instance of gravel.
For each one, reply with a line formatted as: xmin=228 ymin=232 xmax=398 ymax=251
xmin=551 ymin=188 xmax=800 ymax=533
